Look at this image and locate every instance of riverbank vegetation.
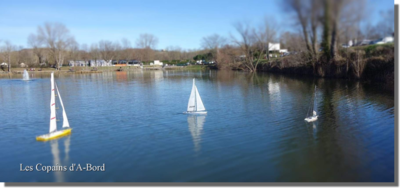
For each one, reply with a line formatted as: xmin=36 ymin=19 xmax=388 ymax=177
xmin=210 ymin=0 xmax=394 ymax=84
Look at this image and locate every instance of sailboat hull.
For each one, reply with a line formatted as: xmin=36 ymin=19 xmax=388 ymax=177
xmin=184 ymin=111 xmax=207 ymax=114
xmin=36 ymin=128 xmax=72 ymax=142
xmin=304 ymin=116 xmax=318 ymax=122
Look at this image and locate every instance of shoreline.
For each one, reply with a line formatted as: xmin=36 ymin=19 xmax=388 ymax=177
xmin=0 ymin=65 xmax=207 ymax=78
xmin=0 ymin=62 xmax=394 ymax=91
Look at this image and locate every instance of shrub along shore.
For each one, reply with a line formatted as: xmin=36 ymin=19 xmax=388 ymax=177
xmin=246 ymin=44 xmax=394 ymax=86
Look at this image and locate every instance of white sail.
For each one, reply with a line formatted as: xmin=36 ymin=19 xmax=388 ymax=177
xmin=313 ymin=85 xmax=317 ymax=116
xmin=187 ymin=79 xmax=196 ymax=112
xmin=49 ymin=72 xmax=57 ymax=133
xmin=195 ymin=87 xmax=206 ymax=111
xmin=55 ymin=83 xmax=70 ymax=128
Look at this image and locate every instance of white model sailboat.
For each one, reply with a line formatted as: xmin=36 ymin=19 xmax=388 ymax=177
xmin=36 ymin=72 xmax=72 ymax=141
xmin=184 ymin=78 xmax=207 ymax=114
xmin=305 ymin=85 xmax=318 ymax=122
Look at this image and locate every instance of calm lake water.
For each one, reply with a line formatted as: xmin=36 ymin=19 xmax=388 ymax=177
xmin=0 ymin=70 xmax=394 ymax=182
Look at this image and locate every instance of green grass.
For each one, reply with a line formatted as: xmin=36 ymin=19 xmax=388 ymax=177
xmin=185 ymin=65 xmax=205 ymax=70
xmin=352 ymin=43 xmax=394 ymax=57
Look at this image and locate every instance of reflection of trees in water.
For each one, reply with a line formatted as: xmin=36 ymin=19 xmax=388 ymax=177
xmin=298 ymin=79 xmax=393 ymax=181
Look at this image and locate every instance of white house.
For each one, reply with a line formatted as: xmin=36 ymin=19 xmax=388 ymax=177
xmin=355 ymin=39 xmax=372 ymax=46
xmin=372 ymin=36 xmax=394 ymax=45
xmin=153 ymin=60 xmax=163 ymax=66
xmin=348 ymin=40 xmax=353 ymax=47
xmin=279 ymin=49 xmax=288 ymax=53
xmin=89 ymin=60 xmax=112 ymax=67
xmin=268 ymin=43 xmax=280 ymax=51
xmin=69 ymin=60 xmax=87 ymax=67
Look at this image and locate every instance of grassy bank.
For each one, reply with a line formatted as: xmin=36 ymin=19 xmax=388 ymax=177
xmin=0 ymin=64 xmax=209 ymax=77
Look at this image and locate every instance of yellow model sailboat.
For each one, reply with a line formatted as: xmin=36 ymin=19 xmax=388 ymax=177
xmin=36 ymin=72 xmax=72 ymax=141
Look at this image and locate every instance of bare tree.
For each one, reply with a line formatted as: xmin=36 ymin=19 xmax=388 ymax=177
xmin=19 ymin=49 xmax=35 ymax=67
xmin=166 ymin=46 xmax=182 ymax=62
xmin=232 ymin=19 xmax=278 ymax=72
xmin=135 ymin=33 xmax=159 ymax=49
xmin=231 ymin=22 xmax=255 ymax=71
xmin=36 ymin=22 xmax=75 ymax=69
xmin=98 ymin=40 xmax=116 ymax=64
xmin=280 ymin=31 xmax=306 ymax=52
xmin=376 ymin=9 xmax=395 ymax=37
xmin=136 ymin=33 xmax=158 ymax=62
xmin=27 ymin=34 xmax=44 ymax=66
xmin=68 ymin=40 xmax=80 ymax=62
xmin=120 ymin=38 xmax=132 ymax=60
xmin=329 ymin=0 xmax=343 ymax=60
xmin=0 ymin=41 xmax=16 ymax=72
xmin=283 ymin=0 xmax=322 ymax=59
xmin=262 ymin=17 xmax=279 ymax=60
xmin=320 ymin=0 xmax=365 ymax=61
xmin=14 ymin=45 xmax=24 ymax=66
xmin=113 ymin=41 xmax=122 ymax=63
xmin=90 ymin=43 xmax=101 ymax=66
xmin=201 ymin=34 xmax=226 ymax=61
xmin=338 ymin=0 xmax=367 ymax=44
xmin=79 ymin=44 xmax=91 ymax=65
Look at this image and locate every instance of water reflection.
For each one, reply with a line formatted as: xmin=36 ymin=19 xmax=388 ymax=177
xmin=116 ymin=71 xmax=127 ymax=82
xmin=50 ymin=139 xmax=63 ymax=182
xmin=187 ymin=115 xmax=206 ymax=152
xmin=0 ymin=70 xmax=394 ymax=182
xmin=305 ymin=122 xmax=318 ymax=140
xmin=64 ymin=136 xmax=70 ymax=162
xmin=50 ymin=136 xmax=71 ymax=182
xmin=268 ymin=78 xmax=282 ymax=113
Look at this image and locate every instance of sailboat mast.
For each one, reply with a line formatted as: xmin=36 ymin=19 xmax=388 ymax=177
xmin=49 ymin=72 xmax=57 ymax=133
xmin=314 ymin=85 xmax=317 ymax=113
xmin=194 ymin=79 xmax=197 ymax=112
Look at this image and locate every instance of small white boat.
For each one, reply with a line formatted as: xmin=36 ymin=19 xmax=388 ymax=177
xmin=36 ymin=72 xmax=72 ymax=141
xmin=305 ymin=85 xmax=318 ymax=122
xmin=184 ymin=78 xmax=207 ymax=114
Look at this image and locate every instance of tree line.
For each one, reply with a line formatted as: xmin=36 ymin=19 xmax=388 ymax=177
xmin=199 ymin=0 xmax=394 ymax=73
xmin=0 ymin=23 xmax=205 ymax=71
xmin=0 ymin=0 xmax=394 ymax=74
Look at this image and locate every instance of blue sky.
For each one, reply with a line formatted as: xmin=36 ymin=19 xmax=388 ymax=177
xmin=0 ymin=0 xmax=394 ymax=50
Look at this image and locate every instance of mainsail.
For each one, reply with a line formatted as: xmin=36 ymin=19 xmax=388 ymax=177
xmin=187 ymin=79 xmax=197 ymax=112
xmin=195 ymin=87 xmax=205 ymax=111
xmin=49 ymin=73 xmax=57 ymax=133
xmin=187 ymin=78 xmax=206 ymax=112
xmin=313 ymin=85 xmax=317 ymax=116
xmin=306 ymin=85 xmax=317 ymax=118
xmin=55 ymin=83 xmax=70 ymax=128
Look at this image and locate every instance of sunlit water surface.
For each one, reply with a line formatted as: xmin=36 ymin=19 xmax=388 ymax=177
xmin=0 ymin=70 xmax=394 ymax=182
